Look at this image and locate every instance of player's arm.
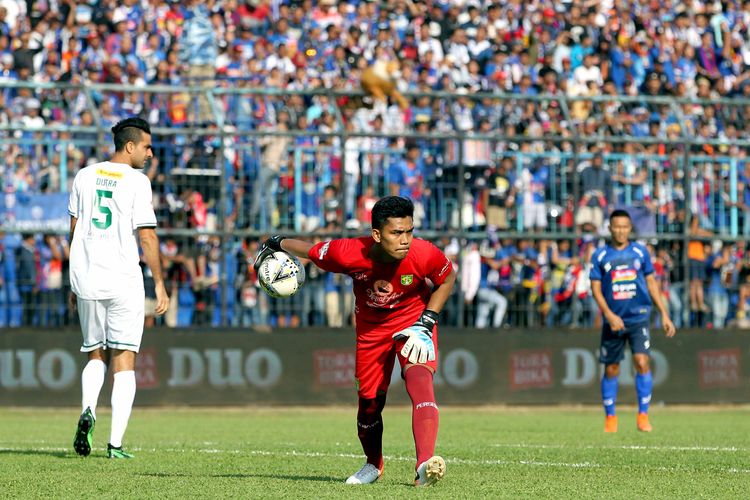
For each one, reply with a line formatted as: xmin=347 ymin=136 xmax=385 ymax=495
xmin=67 ymin=216 xmax=78 ymax=310
xmin=138 ymin=227 xmax=169 ymax=315
xmin=425 ymin=266 xmax=456 ymax=315
xmin=645 ymin=273 xmax=676 ymax=337
xmin=280 ymin=238 xmax=315 ymax=261
xmin=68 ymin=216 xmax=77 ymax=243
xmin=590 ymin=279 xmax=624 ymax=331
xmin=253 ymin=236 xmax=314 ymax=271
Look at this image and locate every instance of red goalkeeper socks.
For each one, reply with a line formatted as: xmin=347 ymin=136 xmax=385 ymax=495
xmin=405 ymin=365 xmax=439 ymax=467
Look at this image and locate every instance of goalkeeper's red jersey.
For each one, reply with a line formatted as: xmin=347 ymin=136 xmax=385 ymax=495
xmin=308 ymin=237 xmax=453 ymax=335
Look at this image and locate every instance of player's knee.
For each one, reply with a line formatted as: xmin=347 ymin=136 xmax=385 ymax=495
xmin=88 ymin=348 xmax=108 ymax=363
xmin=404 ymin=363 xmax=435 ymax=377
xmin=633 ymin=355 xmax=650 ymax=373
xmin=358 ymin=395 xmax=385 ymax=415
xmin=604 ymin=363 xmax=620 ymax=378
xmin=357 ymin=396 xmax=385 ymax=426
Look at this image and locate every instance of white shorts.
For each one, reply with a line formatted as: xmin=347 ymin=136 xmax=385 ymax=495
xmin=575 ymin=206 xmax=604 ymax=229
xmin=523 ymin=203 xmax=548 ymax=229
xmin=78 ymin=294 xmax=145 ymax=353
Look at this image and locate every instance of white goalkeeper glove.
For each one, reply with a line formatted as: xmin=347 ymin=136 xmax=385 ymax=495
xmin=392 ymin=310 xmax=439 ymax=364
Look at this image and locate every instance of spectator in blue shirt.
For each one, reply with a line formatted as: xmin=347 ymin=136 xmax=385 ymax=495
xmin=388 ymin=142 xmax=425 ymax=202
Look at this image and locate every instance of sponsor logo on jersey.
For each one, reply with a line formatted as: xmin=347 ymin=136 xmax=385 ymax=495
xmin=612 ymin=269 xmax=636 ymax=283
xmin=365 ymin=286 xmax=404 ymax=308
xmin=613 ymin=286 xmax=637 ymax=300
xmin=611 ymin=269 xmax=637 ymax=299
xmin=96 ymin=168 xmax=123 ymax=179
xmin=373 ymin=280 xmax=393 ymax=295
xmin=400 ymin=274 xmax=413 ymax=285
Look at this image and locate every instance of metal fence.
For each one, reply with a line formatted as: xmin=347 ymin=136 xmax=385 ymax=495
xmin=2 ymin=82 xmax=750 ymax=330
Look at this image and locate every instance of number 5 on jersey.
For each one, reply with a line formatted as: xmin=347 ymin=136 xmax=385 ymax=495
xmin=93 ymin=189 xmax=113 ymax=229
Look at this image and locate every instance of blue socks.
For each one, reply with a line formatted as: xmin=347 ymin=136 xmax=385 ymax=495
xmin=601 ymin=372 xmax=652 ymax=416
xmin=635 ymin=372 xmax=653 ymax=414
xmin=601 ymin=376 xmax=618 ymax=416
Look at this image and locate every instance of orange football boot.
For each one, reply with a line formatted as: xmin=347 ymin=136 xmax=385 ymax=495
xmin=637 ymin=413 xmax=652 ymax=432
xmin=604 ymin=415 xmax=618 ymax=433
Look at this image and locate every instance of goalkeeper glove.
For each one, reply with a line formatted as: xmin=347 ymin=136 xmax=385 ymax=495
xmin=253 ymin=235 xmax=286 ymax=272
xmin=392 ymin=310 xmax=439 ymax=364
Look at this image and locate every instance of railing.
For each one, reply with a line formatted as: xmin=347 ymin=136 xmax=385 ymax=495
xmin=2 ymin=82 xmax=750 ymax=329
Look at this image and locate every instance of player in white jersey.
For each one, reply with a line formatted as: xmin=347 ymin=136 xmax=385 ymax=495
xmin=68 ymin=117 xmax=169 ymax=459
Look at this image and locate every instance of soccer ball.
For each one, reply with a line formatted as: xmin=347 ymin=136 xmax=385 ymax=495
xmin=257 ymin=251 xmax=306 ymax=298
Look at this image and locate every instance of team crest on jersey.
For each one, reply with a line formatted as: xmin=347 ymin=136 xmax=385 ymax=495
xmin=400 ymin=274 xmax=414 ymax=286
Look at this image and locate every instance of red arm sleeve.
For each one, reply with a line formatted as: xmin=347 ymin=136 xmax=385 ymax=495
xmin=307 ymin=239 xmax=358 ymax=274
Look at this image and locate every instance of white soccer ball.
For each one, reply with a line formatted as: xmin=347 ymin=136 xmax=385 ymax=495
xmin=258 ymin=251 xmax=306 ymax=298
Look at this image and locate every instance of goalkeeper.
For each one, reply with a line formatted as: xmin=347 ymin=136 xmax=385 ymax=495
xmin=254 ymin=196 xmax=456 ymax=487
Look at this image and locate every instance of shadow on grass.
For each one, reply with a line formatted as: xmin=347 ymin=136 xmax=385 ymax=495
xmin=135 ymin=471 xmax=342 ymax=482
xmin=0 ymin=449 xmax=72 ymax=459
xmin=137 ymin=472 xmax=192 ymax=478
xmin=135 ymin=471 xmax=422 ymax=487
xmin=216 ymin=473 xmax=422 ymax=488
xmin=212 ymin=473 xmax=341 ymax=483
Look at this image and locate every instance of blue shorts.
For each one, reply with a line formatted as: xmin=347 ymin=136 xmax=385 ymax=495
xmin=689 ymin=258 xmax=706 ymax=281
xmin=599 ymin=322 xmax=651 ymax=365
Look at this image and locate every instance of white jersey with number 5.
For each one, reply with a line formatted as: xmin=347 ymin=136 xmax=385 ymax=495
xmin=68 ymin=161 xmax=157 ymax=300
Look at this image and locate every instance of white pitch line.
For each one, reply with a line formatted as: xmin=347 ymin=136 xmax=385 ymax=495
xmin=490 ymin=443 xmax=746 ymax=452
xmin=1 ymin=446 xmax=748 ymax=474
xmin=10 ymin=440 xmax=747 ymax=453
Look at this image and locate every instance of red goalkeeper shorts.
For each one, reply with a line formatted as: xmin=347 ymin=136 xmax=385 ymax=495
xmin=354 ymin=327 xmax=439 ymax=399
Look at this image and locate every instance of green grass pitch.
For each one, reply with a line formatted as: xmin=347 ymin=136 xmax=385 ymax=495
xmin=1 ymin=406 xmax=748 ymax=498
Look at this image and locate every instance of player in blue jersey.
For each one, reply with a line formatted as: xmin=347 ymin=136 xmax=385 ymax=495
xmin=589 ymin=209 xmax=676 ymax=433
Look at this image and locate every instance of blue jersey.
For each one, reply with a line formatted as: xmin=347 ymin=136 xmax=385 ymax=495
xmin=589 ymin=242 xmax=654 ymax=327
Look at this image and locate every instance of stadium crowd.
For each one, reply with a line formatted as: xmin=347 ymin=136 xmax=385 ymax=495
xmin=3 ymin=0 xmax=750 ymax=329
xmin=4 ymin=229 xmax=750 ymax=331
xmin=0 ymin=0 xmax=749 ymax=132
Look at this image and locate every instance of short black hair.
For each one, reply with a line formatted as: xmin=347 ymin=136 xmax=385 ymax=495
xmin=371 ymin=196 xmax=414 ymax=230
xmin=112 ymin=117 xmax=151 ymax=152
xmin=610 ymin=209 xmax=631 ymax=222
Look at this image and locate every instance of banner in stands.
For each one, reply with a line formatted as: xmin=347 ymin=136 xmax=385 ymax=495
xmin=1 ymin=329 xmax=748 ymax=406
xmin=1 ymin=192 xmax=70 ymax=232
